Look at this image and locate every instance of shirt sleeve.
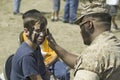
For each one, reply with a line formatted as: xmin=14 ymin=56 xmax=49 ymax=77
xmin=74 ymin=46 xmax=104 ymax=77
xmin=22 ymin=55 xmax=39 ymax=78
xmin=74 ymin=70 xmax=100 ymax=80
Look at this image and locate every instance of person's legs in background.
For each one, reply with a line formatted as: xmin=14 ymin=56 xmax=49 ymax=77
xmin=54 ymin=0 xmax=60 ymax=21
xmin=13 ymin=0 xmax=22 ymax=15
xmin=109 ymin=5 xmax=119 ymax=30
xmin=69 ymin=0 xmax=79 ymax=24
xmin=112 ymin=15 xmax=118 ymax=29
xmin=63 ymin=0 xmax=69 ymax=23
xmin=51 ymin=0 xmax=60 ymax=21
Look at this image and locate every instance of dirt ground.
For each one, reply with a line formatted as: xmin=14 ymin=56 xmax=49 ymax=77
xmin=0 ymin=0 xmax=120 ymax=79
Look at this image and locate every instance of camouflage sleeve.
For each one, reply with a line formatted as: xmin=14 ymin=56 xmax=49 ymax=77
xmin=74 ymin=70 xmax=100 ymax=80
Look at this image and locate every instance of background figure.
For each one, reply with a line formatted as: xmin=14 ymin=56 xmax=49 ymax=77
xmin=51 ymin=0 xmax=60 ymax=21
xmin=62 ymin=0 xmax=79 ymax=24
xmin=106 ymin=0 xmax=119 ymax=30
xmin=13 ymin=0 xmax=22 ymax=15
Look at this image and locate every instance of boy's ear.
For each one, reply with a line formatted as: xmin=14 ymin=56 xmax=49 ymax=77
xmin=24 ymin=28 xmax=29 ymax=36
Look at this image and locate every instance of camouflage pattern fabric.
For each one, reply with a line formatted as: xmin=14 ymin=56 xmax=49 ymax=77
xmin=74 ymin=31 xmax=120 ymax=80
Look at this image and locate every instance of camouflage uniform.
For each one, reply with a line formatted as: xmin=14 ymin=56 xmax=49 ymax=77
xmin=79 ymin=0 xmax=107 ymax=15
xmin=74 ymin=31 xmax=120 ymax=80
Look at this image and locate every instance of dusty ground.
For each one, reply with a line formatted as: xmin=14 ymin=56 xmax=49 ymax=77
xmin=0 ymin=0 xmax=120 ymax=79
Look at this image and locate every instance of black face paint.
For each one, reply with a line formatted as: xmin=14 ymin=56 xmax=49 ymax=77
xmin=33 ymin=23 xmax=46 ymax=44
xmin=33 ymin=32 xmax=39 ymax=44
xmin=40 ymin=23 xmax=45 ymax=32
xmin=40 ymin=23 xmax=47 ymax=37
xmin=28 ymin=27 xmax=34 ymax=41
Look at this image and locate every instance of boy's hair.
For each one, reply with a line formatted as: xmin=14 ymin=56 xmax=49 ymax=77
xmin=22 ymin=9 xmax=47 ymax=38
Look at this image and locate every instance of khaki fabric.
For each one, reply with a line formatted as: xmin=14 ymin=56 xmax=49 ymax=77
xmin=79 ymin=0 xmax=106 ymax=13
xmin=74 ymin=70 xmax=100 ymax=80
xmin=74 ymin=31 xmax=120 ymax=80
xmin=74 ymin=0 xmax=107 ymax=24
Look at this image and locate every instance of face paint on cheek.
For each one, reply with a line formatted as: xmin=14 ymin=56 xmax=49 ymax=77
xmin=40 ymin=23 xmax=45 ymax=32
xmin=33 ymin=33 xmax=40 ymax=44
xmin=40 ymin=24 xmax=47 ymax=37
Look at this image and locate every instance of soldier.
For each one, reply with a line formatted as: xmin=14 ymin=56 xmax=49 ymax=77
xmin=47 ymin=6 xmax=120 ymax=80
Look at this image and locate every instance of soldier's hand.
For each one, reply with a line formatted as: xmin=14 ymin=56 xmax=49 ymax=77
xmin=46 ymin=29 xmax=57 ymax=49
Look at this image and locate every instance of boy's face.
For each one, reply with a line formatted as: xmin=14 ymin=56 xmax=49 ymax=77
xmin=31 ymin=22 xmax=47 ymax=45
